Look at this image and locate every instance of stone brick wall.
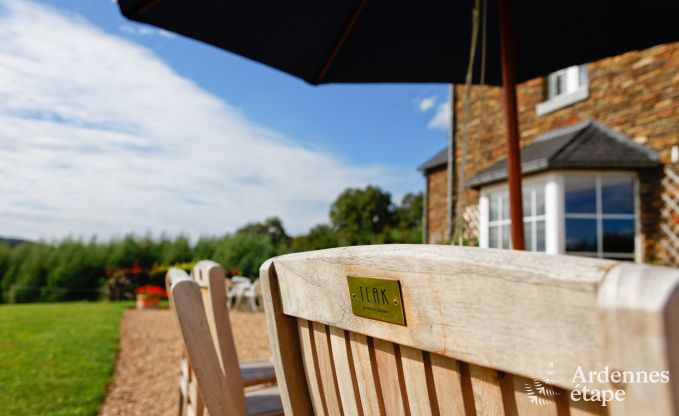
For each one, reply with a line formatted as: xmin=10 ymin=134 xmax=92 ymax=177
xmin=426 ymin=42 xmax=678 ymax=264
xmin=426 ymin=165 xmax=449 ymax=243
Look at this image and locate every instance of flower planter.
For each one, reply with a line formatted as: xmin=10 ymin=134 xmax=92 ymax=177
xmin=136 ymin=294 xmax=160 ymax=309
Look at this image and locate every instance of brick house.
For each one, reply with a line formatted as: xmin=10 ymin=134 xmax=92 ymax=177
xmin=419 ymin=42 xmax=678 ymax=266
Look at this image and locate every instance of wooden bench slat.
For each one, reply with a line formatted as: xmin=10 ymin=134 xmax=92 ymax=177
xmin=470 ymin=365 xmax=505 ymax=415
xmin=373 ymin=338 xmax=408 ymax=415
xmin=400 ymin=345 xmax=434 ymax=415
xmin=297 ymin=319 xmax=327 ymax=415
xmin=193 ymin=261 xmax=249 ymax=416
xmin=349 ymin=332 xmax=384 ymax=416
xmin=329 ymin=326 xmax=363 ymax=416
xmin=430 ymin=353 xmax=467 ymax=416
xmin=312 ymin=322 xmax=344 ymax=415
xmin=568 ymin=397 xmax=608 ymax=416
xmin=245 ymin=385 xmax=284 ymax=416
xmin=240 ymin=360 xmax=277 ymax=387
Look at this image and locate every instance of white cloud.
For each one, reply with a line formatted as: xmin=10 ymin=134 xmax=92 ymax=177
xmin=417 ymin=95 xmax=436 ymax=112
xmin=0 ymin=0 xmax=397 ymax=240
xmin=119 ymin=24 xmax=176 ymax=38
xmin=427 ymin=101 xmax=451 ymax=130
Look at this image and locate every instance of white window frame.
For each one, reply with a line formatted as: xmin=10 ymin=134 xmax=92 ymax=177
xmin=563 ymin=171 xmax=639 ymax=261
xmin=479 ymin=170 xmax=640 ymax=261
xmin=480 ymin=174 xmax=552 ymax=253
xmin=536 ymin=65 xmax=589 ymax=116
xmin=486 ymin=191 xmax=511 ymax=250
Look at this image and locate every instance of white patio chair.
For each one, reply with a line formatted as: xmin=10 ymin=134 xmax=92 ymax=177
xmin=227 ymin=276 xmax=251 ymax=309
xmin=237 ymin=279 xmax=261 ymax=312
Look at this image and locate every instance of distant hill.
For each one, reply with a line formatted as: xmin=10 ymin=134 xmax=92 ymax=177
xmin=0 ymin=237 xmax=33 ymax=248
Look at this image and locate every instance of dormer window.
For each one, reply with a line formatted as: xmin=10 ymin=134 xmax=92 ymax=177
xmin=537 ymin=65 xmax=589 ymax=115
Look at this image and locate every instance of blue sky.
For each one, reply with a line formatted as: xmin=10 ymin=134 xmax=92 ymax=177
xmin=0 ymin=0 xmax=450 ymax=239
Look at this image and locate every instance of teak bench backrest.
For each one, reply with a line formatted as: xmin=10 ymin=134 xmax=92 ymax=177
xmin=259 ymin=244 xmax=679 ymax=415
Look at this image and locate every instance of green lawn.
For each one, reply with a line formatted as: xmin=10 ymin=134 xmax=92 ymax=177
xmin=0 ymin=302 xmax=132 ymax=416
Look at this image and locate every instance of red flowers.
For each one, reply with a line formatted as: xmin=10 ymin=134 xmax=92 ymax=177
xmin=135 ymin=285 xmax=167 ymax=298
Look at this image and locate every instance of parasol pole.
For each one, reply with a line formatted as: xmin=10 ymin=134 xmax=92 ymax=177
xmin=498 ymin=0 xmax=525 ymax=250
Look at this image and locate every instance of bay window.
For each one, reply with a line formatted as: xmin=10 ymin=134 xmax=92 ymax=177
xmin=480 ymin=171 xmax=638 ymax=260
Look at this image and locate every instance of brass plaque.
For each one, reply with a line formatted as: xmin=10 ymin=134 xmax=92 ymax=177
xmin=347 ymin=276 xmax=406 ymax=326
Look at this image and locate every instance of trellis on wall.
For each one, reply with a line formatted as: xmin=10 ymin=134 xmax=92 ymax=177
xmin=463 ymin=204 xmax=479 ymax=244
xmin=660 ymin=167 xmax=679 ymax=266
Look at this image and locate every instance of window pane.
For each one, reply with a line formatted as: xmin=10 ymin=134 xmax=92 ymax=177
xmin=536 ymin=220 xmax=546 ymax=252
xmin=523 ymin=189 xmax=533 ymax=217
xmin=535 ymin=187 xmax=545 ymax=216
xmin=489 ymin=225 xmax=499 ymax=248
xmin=578 ymin=65 xmax=588 ymax=87
xmin=601 ymin=176 xmax=634 ymax=214
xmin=502 ymin=224 xmax=510 ymax=249
xmin=555 ymin=73 xmax=565 ymax=96
xmin=490 ymin=196 xmax=499 ymax=222
xmin=524 ymin=222 xmax=533 ymax=251
xmin=501 ymin=194 xmax=510 ymax=220
xmin=603 ymin=219 xmax=635 ymax=253
xmin=566 ymin=219 xmax=598 ymax=252
xmin=565 ymin=176 xmax=596 ymax=214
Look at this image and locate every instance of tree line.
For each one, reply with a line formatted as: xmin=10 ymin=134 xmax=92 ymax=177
xmin=0 ymin=186 xmax=422 ymax=303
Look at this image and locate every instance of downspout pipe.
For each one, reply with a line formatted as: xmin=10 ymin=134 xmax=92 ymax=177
xmin=446 ymin=84 xmax=456 ymax=242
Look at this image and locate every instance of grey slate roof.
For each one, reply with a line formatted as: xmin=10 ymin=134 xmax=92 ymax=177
xmin=418 ymin=147 xmax=448 ymax=172
xmin=418 ymin=120 xmax=660 ymax=187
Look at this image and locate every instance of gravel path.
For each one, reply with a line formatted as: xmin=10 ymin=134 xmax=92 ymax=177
xmin=100 ymin=308 xmax=271 ymax=416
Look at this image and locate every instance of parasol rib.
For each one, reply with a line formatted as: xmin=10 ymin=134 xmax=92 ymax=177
xmin=315 ymin=0 xmax=368 ymax=84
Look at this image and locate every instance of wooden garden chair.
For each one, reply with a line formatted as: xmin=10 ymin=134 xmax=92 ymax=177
xmin=167 ymin=262 xmax=281 ymax=416
xmin=260 ymin=244 xmax=679 ymax=415
xmin=190 ymin=261 xmax=276 ymax=387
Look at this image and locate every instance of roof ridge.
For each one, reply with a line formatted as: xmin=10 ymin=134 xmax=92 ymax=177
xmin=533 ymin=119 xmax=592 ymax=142
xmin=547 ymin=120 xmax=592 ymax=162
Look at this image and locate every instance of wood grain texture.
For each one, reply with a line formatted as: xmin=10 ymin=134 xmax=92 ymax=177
xmin=400 ymin=345 xmax=433 ymax=415
xmin=298 ymin=319 xmax=327 ymax=416
xmin=261 ymin=245 xmax=679 ymax=416
xmin=192 ymin=261 xmax=246 ymax=416
xmin=259 ymin=260 xmax=313 ymax=415
xmin=271 ymin=245 xmax=615 ymax=387
xmin=170 ymin=265 xmax=284 ymax=416
xmin=349 ymin=332 xmax=384 ymax=416
xmin=170 ymin=275 xmax=242 ymax=416
xmin=245 ymin=385 xmax=284 ymax=416
xmin=312 ymin=322 xmax=343 ymax=415
xmin=373 ymin=338 xmax=407 ymax=415
xmin=598 ymin=263 xmax=679 ymax=415
xmin=470 ymin=365 xmax=505 ymax=416
xmin=329 ymin=326 xmax=362 ymax=416
xmin=568 ymin=397 xmax=608 ymax=416
xmin=239 ymin=360 xmax=277 ymax=388
xmin=189 ymin=373 xmax=204 ymax=416
xmin=169 ymin=263 xmax=281 ymax=416
xmin=430 ymin=353 xmax=467 ymax=416
xmin=512 ymin=374 xmax=559 ymax=416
